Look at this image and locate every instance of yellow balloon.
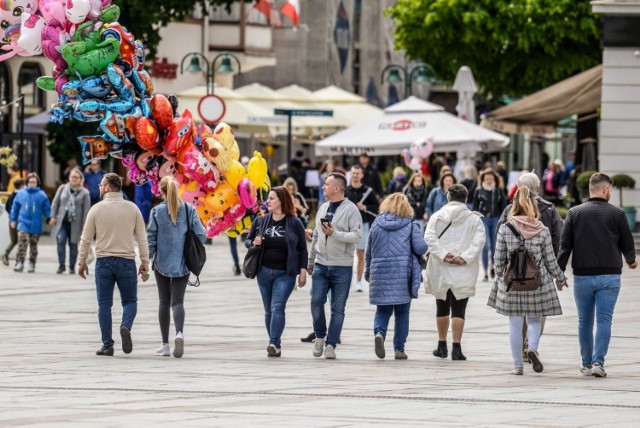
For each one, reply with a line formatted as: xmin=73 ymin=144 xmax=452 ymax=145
xmin=230 ymin=141 xmax=240 ymax=161
xmin=202 ymin=137 xmax=231 ymax=173
xmin=248 ymin=151 xmax=268 ymax=186
xmin=196 ymin=204 xmax=214 ymax=223
xmin=225 ymin=159 xmax=247 ymax=188
xmin=204 ymin=181 xmax=239 ymax=213
xmin=213 ymin=122 xmax=235 ymax=148
xmin=226 ymin=213 xmax=253 ymax=238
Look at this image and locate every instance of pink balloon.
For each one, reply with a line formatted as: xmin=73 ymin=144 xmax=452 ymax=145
xmin=237 ymin=178 xmax=257 ymax=209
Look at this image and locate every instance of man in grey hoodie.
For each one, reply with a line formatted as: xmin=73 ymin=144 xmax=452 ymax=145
xmin=308 ymin=173 xmax=363 ymax=359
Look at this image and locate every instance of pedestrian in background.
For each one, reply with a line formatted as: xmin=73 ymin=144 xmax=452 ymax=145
xmin=83 ymin=160 xmax=107 ymax=206
xmin=365 ymin=193 xmax=427 ymax=360
xmin=358 ymin=153 xmax=384 ymax=198
xmin=50 ymin=168 xmax=91 ymax=274
xmin=1 ymin=177 xmax=25 ymax=266
xmin=9 ymin=173 xmax=51 ymax=273
xmin=558 ymin=172 xmax=637 ymax=378
xmin=147 ymin=176 xmax=206 ymax=358
xmin=473 ymin=168 xmax=507 ymax=282
xmin=425 ymin=184 xmax=485 ymax=361
xmin=308 ymin=173 xmax=362 ymax=359
xmin=488 ymin=185 xmax=567 ymax=375
xmin=77 ymin=173 xmax=149 ymax=357
xmin=403 ymin=173 xmax=429 ymax=233
xmin=244 ymin=186 xmax=308 ymax=358
xmin=386 ymin=166 xmax=407 ymax=195
xmin=426 ymin=172 xmax=456 ymax=219
xmin=284 ymin=177 xmax=310 ymax=227
xmin=346 ymin=165 xmax=379 ymax=292
xmin=460 ymin=165 xmax=478 ymax=209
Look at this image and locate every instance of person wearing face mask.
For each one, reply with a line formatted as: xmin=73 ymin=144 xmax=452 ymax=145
xmin=9 ymin=173 xmax=52 ymax=273
xmin=49 ymin=168 xmax=91 ymax=274
xmin=473 ymin=168 xmax=507 ymax=281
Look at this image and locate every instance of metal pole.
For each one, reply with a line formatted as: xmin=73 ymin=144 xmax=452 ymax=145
xmin=286 ymin=113 xmax=292 ymax=178
xmin=18 ymin=93 xmax=24 ymax=178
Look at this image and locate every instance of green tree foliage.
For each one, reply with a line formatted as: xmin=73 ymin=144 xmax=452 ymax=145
xmin=388 ymin=0 xmax=601 ymax=97
xmin=47 ymin=122 xmax=98 ymax=165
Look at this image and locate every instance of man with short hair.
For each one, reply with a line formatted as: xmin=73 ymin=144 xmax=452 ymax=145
xmin=346 ymin=165 xmax=379 ymax=292
xmin=424 ymin=184 xmax=485 ymax=360
xmin=308 ymin=173 xmax=362 ymax=359
xmin=77 ymin=173 xmax=149 ymax=356
xmin=558 ymin=172 xmax=637 ymax=377
xmin=498 ymin=172 xmax=564 ymax=359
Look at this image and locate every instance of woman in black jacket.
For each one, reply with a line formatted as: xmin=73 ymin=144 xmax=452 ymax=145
xmin=244 ymin=186 xmax=308 ymax=358
xmin=473 ymin=168 xmax=507 ymax=281
xmin=403 ymin=173 xmax=429 ymax=233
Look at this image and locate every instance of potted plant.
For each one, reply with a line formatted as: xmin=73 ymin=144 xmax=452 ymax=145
xmin=576 ymin=170 xmax=597 ymax=202
xmin=612 ymin=174 xmax=637 ymax=230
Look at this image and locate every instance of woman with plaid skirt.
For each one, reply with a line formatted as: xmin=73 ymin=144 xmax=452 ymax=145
xmin=488 ymin=185 xmax=568 ymax=375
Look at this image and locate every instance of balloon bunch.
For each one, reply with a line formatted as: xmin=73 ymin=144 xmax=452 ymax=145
xmin=402 ymin=137 xmax=434 ymax=173
xmin=0 ymin=0 xmax=270 ymax=237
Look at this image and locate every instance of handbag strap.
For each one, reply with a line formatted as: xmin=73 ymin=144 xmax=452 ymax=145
xmin=438 ymin=222 xmax=452 ymax=239
xmin=184 ymin=202 xmax=191 ymax=232
xmin=505 ymin=222 xmax=525 ymax=246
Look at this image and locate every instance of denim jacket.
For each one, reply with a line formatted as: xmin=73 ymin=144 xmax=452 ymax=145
xmin=147 ymin=202 xmax=207 ymax=277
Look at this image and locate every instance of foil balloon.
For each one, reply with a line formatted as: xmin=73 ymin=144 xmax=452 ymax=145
xmin=226 ymin=213 xmax=253 ymax=238
xmin=204 ymin=180 xmax=239 ymax=214
xmin=202 ymin=137 xmax=230 ymax=173
xmin=179 ymin=180 xmax=206 ymax=207
xmin=237 ymin=178 xmax=257 ymax=210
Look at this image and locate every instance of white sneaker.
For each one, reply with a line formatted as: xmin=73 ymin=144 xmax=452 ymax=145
xmin=173 ymin=332 xmax=184 ymax=358
xmin=155 ymin=343 xmax=170 ymax=356
xmin=591 ymin=363 xmax=607 ymax=377
xmin=313 ymin=337 xmax=325 ymax=357
xmin=325 ymin=344 xmax=336 ymax=359
xmin=355 ymin=281 xmax=364 ymax=292
xmin=580 ymin=365 xmax=592 ymax=376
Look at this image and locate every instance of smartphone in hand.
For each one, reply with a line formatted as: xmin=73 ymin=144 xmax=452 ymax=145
xmin=320 ymin=217 xmax=332 ymax=228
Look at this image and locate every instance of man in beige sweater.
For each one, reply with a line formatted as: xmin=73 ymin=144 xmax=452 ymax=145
xmin=77 ymin=173 xmax=150 ymax=356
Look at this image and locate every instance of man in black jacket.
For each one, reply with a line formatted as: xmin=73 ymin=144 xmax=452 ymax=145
xmin=558 ymin=172 xmax=637 ymax=378
xmin=358 ymin=153 xmax=383 ymax=199
xmin=347 ymin=165 xmax=379 ymax=292
xmin=498 ymin=172 xmax=564 ymax=359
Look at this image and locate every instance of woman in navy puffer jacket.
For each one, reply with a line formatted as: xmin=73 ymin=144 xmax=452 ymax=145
xmin=365 ymin=193 xmax=428 ymax=360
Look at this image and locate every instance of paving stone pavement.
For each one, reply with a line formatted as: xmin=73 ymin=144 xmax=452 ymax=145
xmin=1 ymin=235 xmax=639 ymax=427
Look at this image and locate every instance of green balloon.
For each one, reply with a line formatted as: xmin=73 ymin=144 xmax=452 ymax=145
xmin=100 ymin=5 xmax=120 ymax=24
xmin=36 ymin=76 xmax=55 ymax=91
xmin=63 ymin=38 xmax=121 ymax=78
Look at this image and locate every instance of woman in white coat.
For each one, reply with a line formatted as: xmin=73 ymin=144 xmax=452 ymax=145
xmin=49 ymin=168 xmax=91 ymax=274
xmin=424 ymin=184 xmax=485 ymax=360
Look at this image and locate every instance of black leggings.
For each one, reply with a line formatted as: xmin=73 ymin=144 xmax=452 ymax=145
xmin=435 ymin=289 xmax=469 ymax=319
xmin=155 ymin=270 xmax=189 ymax=343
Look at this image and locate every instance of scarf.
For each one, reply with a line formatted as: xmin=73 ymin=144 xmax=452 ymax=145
xmin=510 ymin=215 xmax=544 ymax=239
xmin=65 ymin=184 xmax=78 ymax=222
xmin=482 ymin=182 xmax=496 ymax=191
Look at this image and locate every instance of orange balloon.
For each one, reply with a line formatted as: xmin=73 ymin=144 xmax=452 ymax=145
xmin=135 ymin=117 xmax=159 ymax=150
xmin=151 ymin=94 xmax=173 ymax=131
xmin=204 ymin=181 xmax=239 ymax=213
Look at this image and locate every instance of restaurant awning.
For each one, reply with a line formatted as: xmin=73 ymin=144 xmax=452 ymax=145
xmin=481 ymin=65 xmax=602 ymax=134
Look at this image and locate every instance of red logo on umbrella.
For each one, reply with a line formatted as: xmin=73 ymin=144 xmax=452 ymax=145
xmin=379 ymin=119 xmax=427 ymax=131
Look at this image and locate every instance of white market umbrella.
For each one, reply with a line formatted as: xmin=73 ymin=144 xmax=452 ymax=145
xmin=452 ymin=66 xmax=479 ymax=177
xmin=315 ymin=96 xmax=509 ymax=156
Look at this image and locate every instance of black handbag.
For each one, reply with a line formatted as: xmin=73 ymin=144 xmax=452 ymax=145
xmin=184 ymin=204 xmax=207 ymax=287
xmin=242 ymin=215 xmax=267 ymax=279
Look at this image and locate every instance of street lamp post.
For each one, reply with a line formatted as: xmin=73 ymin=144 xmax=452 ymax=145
xmin=179 ymin=52 xmax=242 ymax=95
xmin=380 ymin=63 xmax=436 ymax=98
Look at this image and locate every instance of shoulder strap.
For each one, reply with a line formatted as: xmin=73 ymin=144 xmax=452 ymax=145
xmin=505 ymin=222 xmax=525 ymax=243
xmin=438 ymin=222 xmax=452 ymax=239
xmin=184 ymin=202 xmax=191 ymax=232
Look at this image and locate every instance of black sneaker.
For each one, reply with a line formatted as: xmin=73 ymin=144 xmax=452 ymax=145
xmin=96 ymin=345 xmax=114 ymax=356
xmin=120 ymin=325 xmax=133 ymax=354
xmin=527 ymin=349 xmax=544 ymax=373
xmin=57 ymin=265 xmax=65 ymax=274
xmin=233 ymin=265 xmax=241 ymax=276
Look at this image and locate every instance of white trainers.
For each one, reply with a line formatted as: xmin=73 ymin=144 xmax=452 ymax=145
xmin=325 ymin=344 xmax=336 ymax=359
xmin=173 ymin=332 xmax=184 ymax=358
xmin=155 ymin=343 xmax=170 ymax=356
xmin=355 ymin=281 xmax=364 ymax=292
xmin=591 ymin=363 xmax=607 ymax=377
xmin=313 ymin=337 xmax=325 ymax=357
xmin=580 ymin=365 xmax=592 ymax=376
xmin=374 ymin=333 xmax=385 ymax=359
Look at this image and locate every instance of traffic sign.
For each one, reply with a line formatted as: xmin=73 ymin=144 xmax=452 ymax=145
xmin=274 ymin=108 xmax=333 ymax=117
xmin=198 ymin=94 xmax=226 ymax=124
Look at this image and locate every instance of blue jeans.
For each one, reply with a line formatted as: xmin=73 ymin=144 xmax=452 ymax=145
xmin=311 ymin=264 xmax=353 ymax=347
xmin=95 ymin=257 xmax=138 ymax=347
xmin=573 ymin=275 xmax=621 ymax=367
xmin=56 ymin=221 xmax=78 ymax=269
xmin=482 ymin=216 xmax=499 ymax=270
xmin=374 ymin=302 xmax=411 ymax=352
xmin=256 ymin=266 xmax=297 ymax=348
